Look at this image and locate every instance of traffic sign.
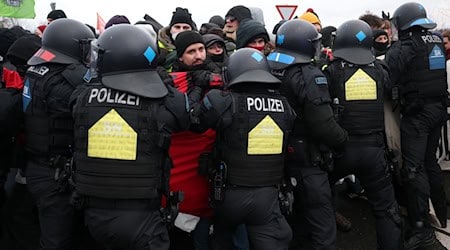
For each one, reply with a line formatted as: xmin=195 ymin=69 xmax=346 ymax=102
xmin=276 ymin=5 xmax=298 ymax=20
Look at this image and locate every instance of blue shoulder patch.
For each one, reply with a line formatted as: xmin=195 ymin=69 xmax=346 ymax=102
xmin=83 ymin=69 xmax=92 ymax=83
xmin=267 ymin=52 xmax=295 ymax=65
xmin=22 ymin=79 xmax=31 ymax=111
xmin=314 ymin=76 xmax=328 ymax=85
xmin=429 ymin=45 xmax=445 ymax=70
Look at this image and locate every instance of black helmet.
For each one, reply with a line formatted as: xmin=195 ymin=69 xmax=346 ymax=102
xmin=28 ymin=18 xmax=95 ymax=65
xmin=226 ymin=48 xmax=280 ymax=88
xmin=267 ymin=19 xmax=321 ymax=69
xmin=392 ymin=2 xmax=436 ymax=31
xmin=333 ymin=20 xmax=375 ymax=65
xmin=94 ymin=24 xmax=167 ymax=98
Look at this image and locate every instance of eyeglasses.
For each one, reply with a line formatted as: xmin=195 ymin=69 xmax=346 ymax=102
xmin=225 ymin=16 xmax=237 ymax=22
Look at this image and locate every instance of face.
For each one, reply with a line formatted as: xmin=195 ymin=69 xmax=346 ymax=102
xmin=375 ymin=35 xmax=389 ymax=43
xmin=207 ymin=42 xmax=224 ymax=56
xmin=314 ymin=23 xmax=322 ymax=32
xmin=47 ymin=18 xmax=54 ymax=24
xmin=247 ymin=37 xmax=266 ymax=51
xmin=444 ymin=37 xmax=450 ymax=52
xmin=224 ymin=16 xmax=239 ymax=31
xmin=170 ymin=23 xmax=192 ymax=36
xmin=179 ymin=43 xmax=206 ymax=66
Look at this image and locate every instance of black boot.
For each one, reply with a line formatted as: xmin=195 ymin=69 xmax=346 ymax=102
xmin=403 ymin=228 xmax=437 ymax=250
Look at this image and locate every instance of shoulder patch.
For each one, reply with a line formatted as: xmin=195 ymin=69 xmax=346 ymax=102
xmin=314 ymin=76 xmax=328 ymax=85
xmin=27 ymin=65 xmax=49 ymax=76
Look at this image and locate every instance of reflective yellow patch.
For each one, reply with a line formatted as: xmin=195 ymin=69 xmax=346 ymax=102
xmin=345 ymin=69 xmax=377 ymax=101
xmin=88 ymin=109 xmax=137 ymax=160
xmin=248 ymin=115 xmax=283 ymax=155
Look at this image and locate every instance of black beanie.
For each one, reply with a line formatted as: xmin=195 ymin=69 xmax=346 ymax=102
xmin=372 ymin=29 xmax=388 ymax=40
xmin=47 ymin=9 xmax=67 ymax=20
xmin=7 ymin=34 xmax=41 ymax=66
xmin=209 ymin=15 xmax=225 ymax=28
xmin=0 ymin=28 xmax=20 ymax=58
xmin=170 ymin=7 xmax=194 ymax=29
xmin=225 ymin=5 xmax=252 ymax=23
xmin=236 ymin=19 xmax=268 ymax=49
xmin=105 ymin=15 xmax=130 ymax=29
xmin=203 ymin=33 xmax=225 ymax=49
xmin=175 ymin=31 xmax=204 ymax=58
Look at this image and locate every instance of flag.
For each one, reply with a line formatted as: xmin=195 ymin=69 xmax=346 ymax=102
xmin=97 ymin=12 xmax=105 ymax=34
xmin=0 ymin=0 xmax=35 ymax=18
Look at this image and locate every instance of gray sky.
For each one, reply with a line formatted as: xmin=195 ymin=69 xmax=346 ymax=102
xmin=31 ymin=0 xmax=450 ymax=31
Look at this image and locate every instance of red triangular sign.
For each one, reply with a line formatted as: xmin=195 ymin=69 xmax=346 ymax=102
xmin=276 ymin=5 xmax=298 ymax=20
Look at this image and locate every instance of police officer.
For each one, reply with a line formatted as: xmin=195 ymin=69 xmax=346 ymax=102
xmin=267 ymin=19 xmax=348 ymax=249
xmin=191 ymin=48 xmax=296 ymax=250
xmin=385 ymin=2 xmax=448 ymax=249
xmin=70 ymin=24 xmax=189 ymax=250
xmin=23 ymin=18 xmax=94 ymax=250
xmin=324 ymin=19 xmax=401 ymax=250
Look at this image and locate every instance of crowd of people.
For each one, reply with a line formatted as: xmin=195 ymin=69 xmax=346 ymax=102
xmin=0 ymin=2 xmax=449 ymax=250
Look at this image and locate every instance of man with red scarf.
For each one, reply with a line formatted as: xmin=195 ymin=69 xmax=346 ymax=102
xmin=168 ymin=30 xmax=222 ymax=250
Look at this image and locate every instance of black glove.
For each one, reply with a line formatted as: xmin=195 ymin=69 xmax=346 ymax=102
xmin=190 ymin=70 xmax=212 ymax=89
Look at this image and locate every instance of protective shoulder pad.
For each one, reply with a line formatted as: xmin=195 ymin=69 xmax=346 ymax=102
xmin=164 ymin=85 xmax=189 ymax=124
xmin=203 ymin=89 xmax=232 ymax=115
xmin=301 ymin=64 xmax=332 ymax=105
xmin=61 ymin=63 xmax=88 ymax=88
xmin=375 ymin=59 xmax=389 ymax=74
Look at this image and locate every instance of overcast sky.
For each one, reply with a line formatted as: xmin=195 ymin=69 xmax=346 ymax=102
xmin=30 ymin=0 xmax=450 ymax=31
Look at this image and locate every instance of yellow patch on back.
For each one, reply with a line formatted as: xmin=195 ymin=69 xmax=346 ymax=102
xmin=345 ymin=68 xmax=377 ymax=101
xmin=248 ymin=115 xmax=283 ymax=155
xmin=88 ymin=109 xmax=137 ymax=160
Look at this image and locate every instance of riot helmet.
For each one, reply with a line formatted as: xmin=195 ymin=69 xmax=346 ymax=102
xmin=333 ymin=20 xmax=375 ymax=65
xmin=93 ymin=24 xmax=167 ymax=98
xmin=226 ymin=48 xmax=281 ymax=88
xmin=267 ymin=19 xmax=321 ymax=69
xmin=391 ymin=2 xmax=436 ymax=32
xmin=28 ymin=18 xmax=95 ymax=65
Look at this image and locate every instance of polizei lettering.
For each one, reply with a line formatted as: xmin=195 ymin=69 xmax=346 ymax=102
xmin=27 ymin=65 xmax=50 ymax=76
xmin=247 ymin=97 xmax=284 ymax=112
xmin=88 ymin=88 xmax=140 ymax=106
xmin=421 ymin=34 xmax=442 ymax=43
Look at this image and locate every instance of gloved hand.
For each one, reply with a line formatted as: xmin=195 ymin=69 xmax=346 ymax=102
xmin=190 ymin=70 xmax=212 ymax=89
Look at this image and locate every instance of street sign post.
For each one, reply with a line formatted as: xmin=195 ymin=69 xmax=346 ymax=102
xmin=276 ymin=5 xmax=298 ymax=20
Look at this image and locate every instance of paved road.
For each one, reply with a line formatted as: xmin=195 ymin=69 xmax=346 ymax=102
xmin=334 ymin=160 xmax=450 ymax=249
xmin=334 ymin=183 xmax=450 ymax=249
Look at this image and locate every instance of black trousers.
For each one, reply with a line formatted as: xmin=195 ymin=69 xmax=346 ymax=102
xmin=291 ymin=166 xmax=336 ymax=250
xmin=329 ymin=134 xmax=401 ymax=250
xmin=3 ymin=180 xmax=40 ymax=250
xmin=26 ymin=161 xmax=76 ymax=250
xmin=212 ymin=186 xmax=292 ymax=250
xmin=401 ymin=101 xmax=447 ymax=228
xmin=84 ymin=199 xmax=169 ymax=250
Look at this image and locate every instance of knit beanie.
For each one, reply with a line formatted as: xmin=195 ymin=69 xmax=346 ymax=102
xmin=236 ymin=19 xmax=269 ymax=49
xmin=105 ymin=15 xmax=130 ymax=29
xmin=6 ymin=34 xmax=41 ymax=66
xmin=47 ymin=9 xmax=67 ymax=20
xmin=372 ymin=29 xmax=388 ymax=40
xmin=170 ymin=7 xmax=195 ymax=29
xmin=225 ymin=5 xmax=252 ymax=23
xmin=0 ymin=28 xmax=19 ymax=58
xmin=174 ymin=31 xmax=204 ymax=58
xmin=209 ymin=15 xmax=225 ymax=28
xmin=203 ymin=33 xmax=225 ymax=49
xmin=299 ymin=12 xmax=321 ymax=25
xmin=320 ymin=26 xmax=337 ymax=48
